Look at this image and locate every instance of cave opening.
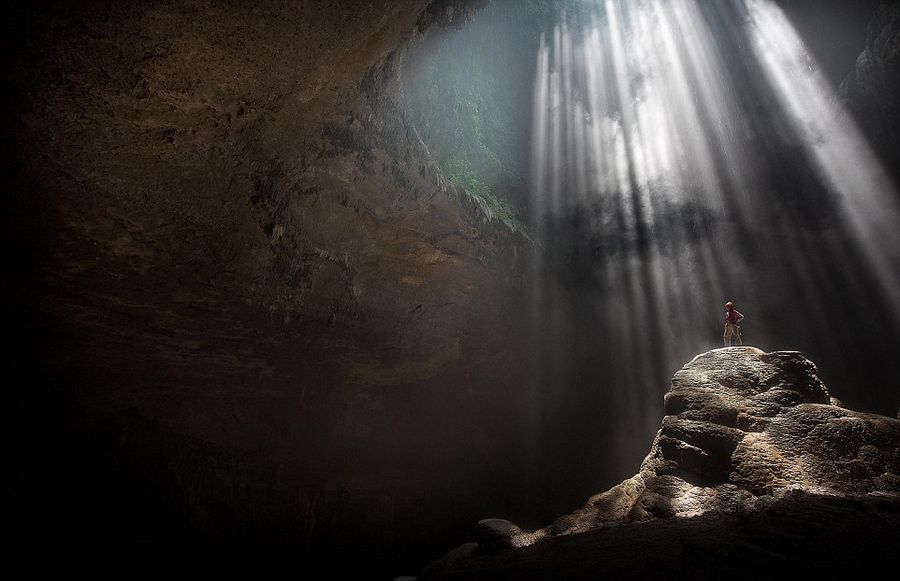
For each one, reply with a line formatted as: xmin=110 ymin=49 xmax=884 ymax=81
xmin=404 ymin=0 xmax=900 ymax=527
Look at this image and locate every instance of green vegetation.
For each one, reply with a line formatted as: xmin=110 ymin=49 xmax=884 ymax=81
xmin=442 ymin=158 xmax=529 ymax=236
xmin=406 ymin=1 xmax=589 ymax=237
xmin=406 ymin=8 xmax=536 ymax=238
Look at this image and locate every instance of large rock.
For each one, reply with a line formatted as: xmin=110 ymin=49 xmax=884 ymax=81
xmin=431 ymin=347 xmax=900 ymax=565
xmin=544 ymin=348 xmax=899 ymax=538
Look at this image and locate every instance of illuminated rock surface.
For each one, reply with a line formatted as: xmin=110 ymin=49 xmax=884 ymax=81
xmin=426 ymin=347 xmax=900 ymax=579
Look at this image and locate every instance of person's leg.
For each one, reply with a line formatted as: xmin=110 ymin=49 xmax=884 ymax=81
xmin=735 ymin=325 xmax=742 ymax=346
xmin=724 ymin=325 xmax=731 ymax=346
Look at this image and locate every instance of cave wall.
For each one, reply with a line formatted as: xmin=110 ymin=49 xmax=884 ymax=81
xmin=838 ymin=2 xmax=900 ymax=184
xmin=3 ymin=0 xmax=532 ymax=577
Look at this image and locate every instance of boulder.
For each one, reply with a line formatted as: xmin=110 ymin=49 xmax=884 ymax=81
xmin=444 ymin=347 xmax=900 ymax=556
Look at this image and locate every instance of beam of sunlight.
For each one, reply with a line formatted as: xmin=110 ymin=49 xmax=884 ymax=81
xmin=529 ymin=0 xmax=900 ymax=478
xmin=741 ymin=0 xmax=900 ymax=312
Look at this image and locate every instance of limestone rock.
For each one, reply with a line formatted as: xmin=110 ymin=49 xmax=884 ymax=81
xmin=476 ymin=347 xmax=900 ymax=550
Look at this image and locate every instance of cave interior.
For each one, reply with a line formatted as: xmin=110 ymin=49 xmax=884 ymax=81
xmin=3 ymin=1 xmax=900 ymax=579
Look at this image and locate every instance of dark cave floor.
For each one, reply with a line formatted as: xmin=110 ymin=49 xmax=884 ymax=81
xmin=423 ymin=491 xmax=900 ymax=581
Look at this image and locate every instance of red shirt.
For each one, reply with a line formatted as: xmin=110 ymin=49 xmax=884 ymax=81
xmin=725 ymin=309 xmax=743 ymax=324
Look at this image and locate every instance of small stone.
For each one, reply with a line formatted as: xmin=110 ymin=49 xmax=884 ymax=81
xmin=476 ymin=518 xmax=522 ymax=552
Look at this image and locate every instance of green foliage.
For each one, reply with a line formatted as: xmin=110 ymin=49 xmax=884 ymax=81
xmin=406 ymin=1 xmax=587 ymax=237
xmin=406 ymin=9 xmax=536 ymax=237
xmin=442 ymin=158 xmax=529 ymax=237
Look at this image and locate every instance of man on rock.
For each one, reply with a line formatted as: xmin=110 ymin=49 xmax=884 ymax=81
xmin=723 ymin=301 xmax=744 ymax=346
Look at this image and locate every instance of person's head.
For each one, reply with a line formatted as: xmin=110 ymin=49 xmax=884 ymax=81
xmin=725 ymin=301 xmax=734 ymax=310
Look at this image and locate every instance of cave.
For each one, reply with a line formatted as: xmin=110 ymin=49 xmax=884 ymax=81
xmin=4 ymin=1 xmax=899 ymax=579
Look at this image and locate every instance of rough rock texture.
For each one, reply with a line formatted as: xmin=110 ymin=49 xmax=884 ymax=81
xmin=544 ymin=348 xmax=899 ymax=536
xmin=5 ymin=0 xmax=519 ymax=391
xmin=424 ymin=492 xmax=900 ymax=580
xmin=3 ymin=1 xmax=526 ymax=577
xmin=427 ymin=348 xmax=900 ymax=576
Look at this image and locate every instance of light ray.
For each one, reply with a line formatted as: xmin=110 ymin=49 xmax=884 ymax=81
xmin=528 ymin=0 xmax=900 ymax=476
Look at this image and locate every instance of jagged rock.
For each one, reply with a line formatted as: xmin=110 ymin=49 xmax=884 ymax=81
xmin=435 ymin=347 xmax=900 ymax=566
xmin=541 ymin=348 xmax=900 ymax=538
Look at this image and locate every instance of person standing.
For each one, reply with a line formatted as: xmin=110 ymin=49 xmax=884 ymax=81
xmin=723 ymin=301 xmax=744 ymax=346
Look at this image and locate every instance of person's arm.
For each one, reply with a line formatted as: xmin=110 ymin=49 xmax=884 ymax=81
xmin=735 ymin=310 xmax=744 ymax=324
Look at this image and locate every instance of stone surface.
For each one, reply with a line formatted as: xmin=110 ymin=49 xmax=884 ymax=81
xmin=542 ymin=348 xmax=900 ymax=538
xmin=427 ymin=347 xmax=900 ymax=574
xmin=424 ymin=491 xmax=900 ymax=580
xmin=3 ymin=1 xmax=526 ymax=578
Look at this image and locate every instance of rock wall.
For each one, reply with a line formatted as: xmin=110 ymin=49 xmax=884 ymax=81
xmin=838 ymin=2 xmax=900 ymax=182
xmin=3 ymin=1 xmax=529 ymax=577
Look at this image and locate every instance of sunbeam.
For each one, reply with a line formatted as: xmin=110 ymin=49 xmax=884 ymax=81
xmin=529 ymin=0 xmax=900 ymax=474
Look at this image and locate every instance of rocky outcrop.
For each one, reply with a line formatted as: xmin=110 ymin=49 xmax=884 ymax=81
xmin=427 ymin=347 xmax=900 ymax=575
xmin=546 ymin=348 xmax=898 ymax=535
